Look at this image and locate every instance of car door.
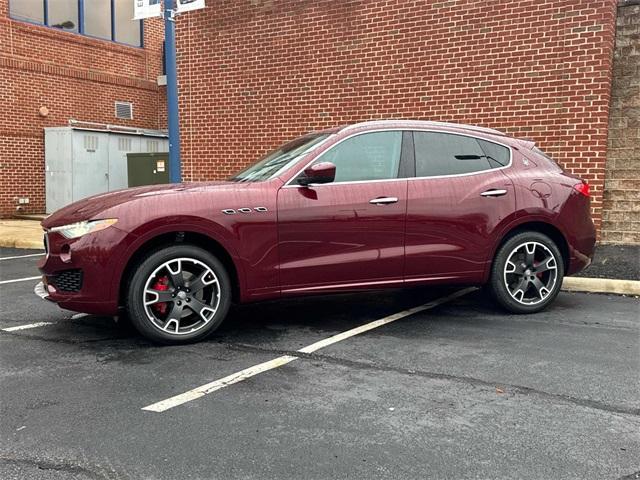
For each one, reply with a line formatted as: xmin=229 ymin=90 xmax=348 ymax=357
xmin=277 ymin=130 xmax=410 ymax=292
xmin=404 ymin=130 xmax=515 ymax=284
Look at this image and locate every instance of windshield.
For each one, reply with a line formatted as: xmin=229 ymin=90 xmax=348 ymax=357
xmin=229 ymin=133 xmax=332 ymax=182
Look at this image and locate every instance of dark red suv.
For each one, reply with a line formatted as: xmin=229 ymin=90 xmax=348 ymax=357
xmin=39 ymin=120 xmax=595 ymax=343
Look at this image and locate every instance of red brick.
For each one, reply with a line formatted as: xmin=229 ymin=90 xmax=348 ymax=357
xmin=175 ymin=0 xmax=618 ymax=238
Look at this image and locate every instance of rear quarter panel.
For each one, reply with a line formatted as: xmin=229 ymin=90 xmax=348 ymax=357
xmin=494 ymin=149 xmax=595 ymax=277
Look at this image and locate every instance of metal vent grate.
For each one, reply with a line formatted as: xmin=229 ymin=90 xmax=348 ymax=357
xmin=118 ymin=137 xmax=132 ymax=151
xmin=115 ymin=101 xmax=133 ymax=120
xmin=147 ymin=140 xmax=159 ymax=153
xmin=83 ymin=135 xmax=98 ymax=151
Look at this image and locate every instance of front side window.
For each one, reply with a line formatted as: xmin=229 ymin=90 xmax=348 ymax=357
xmin=311 ymin=131 xmax=403 ymax=183
xmin=9 ymin=0 xmax=142 ymax=47
xmin=414 ymin=132 xmax=494 ymax=177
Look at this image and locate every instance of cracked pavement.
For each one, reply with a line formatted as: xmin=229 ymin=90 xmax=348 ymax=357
xmin=1 ymin=247 xmax=639 ymax=479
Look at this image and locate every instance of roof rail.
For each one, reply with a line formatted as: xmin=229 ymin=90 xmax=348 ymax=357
xmin=341 ymin=120 xmax=506 ymax=136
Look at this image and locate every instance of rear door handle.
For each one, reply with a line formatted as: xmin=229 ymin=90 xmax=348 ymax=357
xmin=369 ymin=196 xmax=399 ymax=205
xmin=480 ymin=189 xmax=508 ymax=197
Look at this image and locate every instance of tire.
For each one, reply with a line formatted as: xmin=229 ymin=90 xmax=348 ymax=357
xmin=489 ymin=231 xmax=564 ymax=314
xmin=126 ymin=245 xmax=231 ymax=344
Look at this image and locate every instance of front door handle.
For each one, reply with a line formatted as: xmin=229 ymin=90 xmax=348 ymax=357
xmin=480 ymin=189 xmax=508 ymax=197
xmin=369 ymin=196 xmax=399 ymax=205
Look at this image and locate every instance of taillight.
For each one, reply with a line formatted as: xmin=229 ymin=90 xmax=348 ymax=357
xmin=573 ymin=182 xmax=590 ymax=197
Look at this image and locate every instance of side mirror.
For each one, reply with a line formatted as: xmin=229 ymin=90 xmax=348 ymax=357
xmin=297 ymin=162 xmax=336 ymax=186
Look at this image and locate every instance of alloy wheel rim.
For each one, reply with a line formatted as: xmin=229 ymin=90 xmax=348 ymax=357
xmin=503 ymin=241 xmax=558 ymax=305
xmin=142 ymin=257 xmax=220 ymax=335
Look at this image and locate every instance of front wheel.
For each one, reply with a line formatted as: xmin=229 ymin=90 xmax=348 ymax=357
xmin=126 ymin=245 xmax=231 ymax=344
xmin=489 ymin=232 xmax=564 ymax=314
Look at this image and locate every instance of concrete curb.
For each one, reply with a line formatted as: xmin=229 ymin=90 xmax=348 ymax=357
xmin=0 ymin=220 xmax=43 ymax=250
xmin=0 ymin=238 xmax=44 ymax=249
xmin=562 ymin=277 xmax=640 ymax=296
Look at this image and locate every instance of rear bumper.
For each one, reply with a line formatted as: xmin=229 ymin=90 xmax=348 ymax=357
xmin=567 ymin=243 xmax=594 ymax=276
xmin=565 ymin=218 xmax=596 ymax=276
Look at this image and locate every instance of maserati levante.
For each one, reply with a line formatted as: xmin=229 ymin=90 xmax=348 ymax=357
xmin=38 ymin=120 xmax=595 ymax=343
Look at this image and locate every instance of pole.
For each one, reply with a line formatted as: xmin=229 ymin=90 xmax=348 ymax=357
xmin=164 ymin=0 xmax=182 ymax=183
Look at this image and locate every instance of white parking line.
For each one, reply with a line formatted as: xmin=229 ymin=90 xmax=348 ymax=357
xmin=0 ymin=276 xmax=41 ymax=285
xmin=0 ymin=314 xmax=90 ymax=333
xmin=142 ymin=286 xmax=476 ymax=413
xmin=0 ymin=253 xmax=45 ymax=261
xmin=2 ymin=322 xmax=55 ymax=332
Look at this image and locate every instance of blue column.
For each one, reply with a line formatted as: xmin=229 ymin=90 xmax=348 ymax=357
xmin=164 ymin=0 xmax=182 ymax=183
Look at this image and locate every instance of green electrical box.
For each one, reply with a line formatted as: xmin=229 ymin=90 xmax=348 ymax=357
xmin=127 ymin=152 xmax=170 ymax=187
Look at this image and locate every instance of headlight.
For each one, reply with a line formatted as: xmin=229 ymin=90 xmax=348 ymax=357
xmin=49 ymin=219 xmax=118 ymax=239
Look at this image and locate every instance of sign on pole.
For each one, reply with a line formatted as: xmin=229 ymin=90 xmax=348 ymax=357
xmin=176 ymin=0 xmax=206 ymax=14
xmin=135 ymin=0 xmax=206 ymax=183
xmin=133 ymin=0 xmax=162 ymax=20
xmin=133 ymin=0 xmax=205 ymax=20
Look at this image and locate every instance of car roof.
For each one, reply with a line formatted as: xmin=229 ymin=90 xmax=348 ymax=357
xmin=312 ymin=120 xmax=535 ymax=150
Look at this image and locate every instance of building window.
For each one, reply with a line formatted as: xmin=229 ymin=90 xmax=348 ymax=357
xmin=49 ymin=0 xmax=79 ymax=32
xmin=9 ymin=0 xmax=44 ymax=24
xmin=114 ymin=0 xmax=141 ymax=46
xmin=83 ymin=0 xmax=112 ymax=40
xmin=9 ymin=0 xmax=143 ymax=47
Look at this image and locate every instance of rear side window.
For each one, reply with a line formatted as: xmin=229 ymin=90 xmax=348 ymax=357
xmin=414 ymin=132 xmax=492 ymax=177
xmin=477 ymin=139 xmax=510 ymax=167
xmin=314 ymin=131 xmax=402 ymax=182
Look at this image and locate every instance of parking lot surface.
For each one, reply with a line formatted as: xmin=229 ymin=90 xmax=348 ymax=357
xmin=0 ymin=246 xmax=638 ymax=480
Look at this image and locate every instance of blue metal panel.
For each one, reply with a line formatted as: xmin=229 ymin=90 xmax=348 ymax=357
xmin=140 ymin=17 xmax=144 ymax=48
xmin=164 ymin=0 xmax=182 ymax=183
xmin=78 ymin=0 xmax=84 ymax=34
xmin=110 ymin=0 xmax=115 ymax=42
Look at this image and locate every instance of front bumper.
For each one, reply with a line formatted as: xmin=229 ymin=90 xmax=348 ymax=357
xmin=37 ymin=226 xmax=131 ymax=315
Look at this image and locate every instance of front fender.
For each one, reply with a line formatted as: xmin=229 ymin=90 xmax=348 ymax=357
xmin=107 ymin=216 xmax=246 ymax=306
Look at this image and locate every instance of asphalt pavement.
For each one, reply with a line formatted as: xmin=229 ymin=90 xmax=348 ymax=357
xmin=0 ymin=247 xmax=638 ymax=480
xmin=574 ymin=244 xmax=640 ymax=281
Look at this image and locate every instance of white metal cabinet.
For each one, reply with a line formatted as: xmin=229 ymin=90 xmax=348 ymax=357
xmin=71 ymin=131 xmax=110 ymax=203
xmin=108 ymin=134 xmax=142 ymax=191
xmin=45 ymin=127 xmax=168 ymax=213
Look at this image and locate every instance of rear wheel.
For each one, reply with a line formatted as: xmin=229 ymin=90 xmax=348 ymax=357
xmin=489 ymin=231 xmax=564 ymax=313
xmin=126 ymin=245 xmax=231 ymax=344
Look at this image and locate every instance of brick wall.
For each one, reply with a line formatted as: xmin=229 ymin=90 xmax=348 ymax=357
xmin=0 ymin=0 xmax=166 ymax=216
xmin=176 ymin=0 xmax=617 ymax=236
xmin=601 ymin=1 xmax=640 ymax=244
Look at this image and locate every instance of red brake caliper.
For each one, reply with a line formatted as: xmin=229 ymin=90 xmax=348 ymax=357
xmin=151 ymin=275 xmax=170 ymax=315
xmin=532 ymin=261 xmax=543 ymax=278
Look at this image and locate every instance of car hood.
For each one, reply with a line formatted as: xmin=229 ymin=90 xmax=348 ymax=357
xmin=42 ymin=181 xmax=243 ymax=229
